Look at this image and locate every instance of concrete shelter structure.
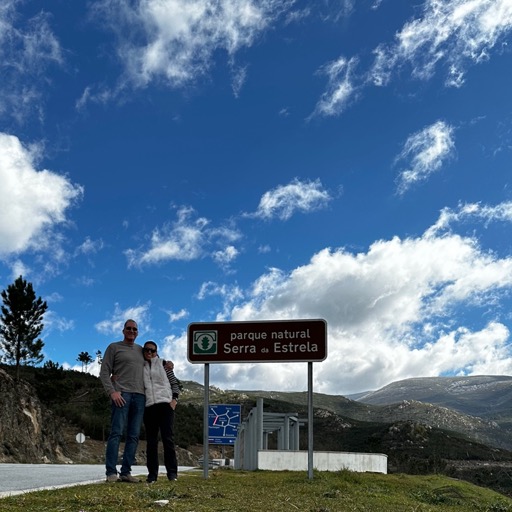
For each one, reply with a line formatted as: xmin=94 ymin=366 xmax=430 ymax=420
xmin=234 ymin=399 xmax=387 ymax=474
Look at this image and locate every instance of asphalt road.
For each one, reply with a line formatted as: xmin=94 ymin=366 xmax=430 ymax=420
xmin=0 ymin=464 xmax=194 ymax=498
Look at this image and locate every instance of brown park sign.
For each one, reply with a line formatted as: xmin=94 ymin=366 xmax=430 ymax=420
xmin=187 ymin=319 xmax=327 ymax=364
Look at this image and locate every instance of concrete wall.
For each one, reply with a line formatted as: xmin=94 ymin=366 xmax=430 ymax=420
xmin=257 ymin=450 xmax=387 ymax=474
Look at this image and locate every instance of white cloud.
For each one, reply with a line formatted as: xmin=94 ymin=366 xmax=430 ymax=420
xmin=231 ymin=65 xmax=248 ymax=98
xmin=95 ymin=303 xmax=152 ymax=337
xmin=125 ymin=206 xmax=207 ymax=265
xmin=125 ymin=206 xmax=241 ymax=267
xmin=197 ymin=281 xmax=242 ymax=301
xmin=213 ymin=245 xmax=239 ymax=266
xmin=395 ymin=121 xmax=456 ymax=194
xmin=0 ymin=2 xmax=63 ymax=122
xmin=370 ymin=0 xmax=512 ymax=88
xmin=160 ymin=332 xmax=192 ymax=377
xmin=76 ymin=276 xmax=96 ymax=287
xmin=312 ymin=1 xmax=512 ymax=119
xmin=231 ymin=235 xmax=503 ymax=328
xmin=0 ymin=133 xmax=83 ymax=257
xmin=168 ymin=202 xmax=512 ymax=394
xmin=168 ymin=308 xmax=189 ymax=323
xmin=9 ymin=259 xmax=30 ymax=280
xmin=44 ymin=311 xmax=75 ymax=334
xmin=311 ymin=56 xmax=359 ymax=118
xmin=196 ymin=281 xmax=244 ymax=321
xmin=75 ymin=237 xmax=105 ymax=255
xmin=90 ymin=0 xmax=289 ymax=91
xmin=284 ymin=7 xmax=311 ymax=25
xmin=45 ymin=292 xmax=63 ymax=303
xmin=248 ymin=178 xmax=332 ymax=220
xmin=75 ymin=85 xmax=117 ymax=111
xmin=427 ymin=201 xmax=512 ymax=236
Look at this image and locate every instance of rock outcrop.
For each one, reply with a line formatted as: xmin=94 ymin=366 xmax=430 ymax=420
xmin=0 ymin=368 xmax=70 ymax=463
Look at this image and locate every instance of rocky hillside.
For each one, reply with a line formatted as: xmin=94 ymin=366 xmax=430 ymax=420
xmin=0 ymin=368 xmax=70 ymax=463
xmin=354 ymin=375 xmax=512 ymax=444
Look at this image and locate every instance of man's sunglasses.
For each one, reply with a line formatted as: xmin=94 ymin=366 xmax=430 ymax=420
xmin=144 ymin=348 xmax=157 ymax=354
xmin=125 ymin=327 xmax=138 ymax=331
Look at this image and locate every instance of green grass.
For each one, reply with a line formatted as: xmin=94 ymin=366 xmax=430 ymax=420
xmin=2 ymin=469 xmax=512 ymax=512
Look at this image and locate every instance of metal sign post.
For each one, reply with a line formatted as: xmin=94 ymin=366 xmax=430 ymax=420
xmin=75 ymin=432 xmax=85 ymax=463
xmin=308 ymin=362 xmax=313 ymax=479
xmin=203 ymin=363 xmax=209 ymax=479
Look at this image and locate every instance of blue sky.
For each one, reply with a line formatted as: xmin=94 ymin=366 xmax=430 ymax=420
xmin=2 ymin=0 xmax=512 ymax=395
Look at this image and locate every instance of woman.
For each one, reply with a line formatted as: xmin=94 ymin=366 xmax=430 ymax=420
xmin=142 ymin=340 xmax=180 ymax=482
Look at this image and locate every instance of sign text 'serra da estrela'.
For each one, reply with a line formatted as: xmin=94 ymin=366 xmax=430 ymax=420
xmin=187 ymin=319 xmax=327 ymax=363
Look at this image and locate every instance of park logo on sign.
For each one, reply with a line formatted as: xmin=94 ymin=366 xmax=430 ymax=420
xmin=193 ymin=330 xmax=218 ymax=355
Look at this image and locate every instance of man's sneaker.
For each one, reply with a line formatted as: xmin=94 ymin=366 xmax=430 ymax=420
xmin=120 ymin=474 xmax=141 ymax=483
xmin=106 ymin=474 xmax=119 ymax=483
xmin=146 ymin=479 xmax=157 ymax=484
xmin=168 ymin=474 xmax=178 ymax=481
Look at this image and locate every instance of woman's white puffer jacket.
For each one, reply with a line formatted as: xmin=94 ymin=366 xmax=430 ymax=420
xmin=144 ymin=357 xmax=172 ymax=407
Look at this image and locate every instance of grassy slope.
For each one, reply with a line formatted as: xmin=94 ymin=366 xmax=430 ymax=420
xmin=2 ymin=470 xmax=512 ymax=512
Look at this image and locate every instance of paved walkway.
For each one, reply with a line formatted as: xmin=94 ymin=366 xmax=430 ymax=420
xmin=0 ymin=464 xmax=195 ymax=498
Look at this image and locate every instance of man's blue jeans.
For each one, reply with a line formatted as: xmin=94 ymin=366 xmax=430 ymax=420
xmin=105 ymin=392 xmax=145 ymax=476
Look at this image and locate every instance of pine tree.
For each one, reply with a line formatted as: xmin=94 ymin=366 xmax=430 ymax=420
xmin=0 ymin=276 xmax=48 ymax=380
xmin=77 ymin=351 xmax=93 ymax=372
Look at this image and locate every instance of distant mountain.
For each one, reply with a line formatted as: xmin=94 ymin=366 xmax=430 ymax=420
xmin=356 ymin=375 xmax=512 ymax=421
xmin=352 ymin=375 xmax=512 ymax=451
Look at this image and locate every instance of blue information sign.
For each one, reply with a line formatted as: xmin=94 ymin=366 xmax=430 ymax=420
xmin=208 ymin=404 xmax=241 ymax=445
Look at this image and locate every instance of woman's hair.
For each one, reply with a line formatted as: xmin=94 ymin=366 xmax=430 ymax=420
xmin=144 ymin=340 xmax=158 ymax=350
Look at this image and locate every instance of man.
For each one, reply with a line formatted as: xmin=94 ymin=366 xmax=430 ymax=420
xmin=99 ymin=319 xmax=145 ymax=483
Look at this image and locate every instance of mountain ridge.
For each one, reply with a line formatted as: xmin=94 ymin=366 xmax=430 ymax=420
xmin=355 ymin=375 xmax=512 ymax=419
